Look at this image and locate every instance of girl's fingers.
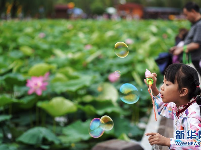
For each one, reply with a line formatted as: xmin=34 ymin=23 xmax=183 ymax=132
xmin=146 ymin=74 xmax=154 ymax=78
xmin=144 ymin=79 xmax=149 ymax=86
xmin=148 ymin=137 xmax=157 ymax=145
xmin=149 ymin=140 xmax=157 ymax=145
xmin=150 ymin=141 xmax=157 ymax=145
xmin=148 ymin=136 xmax=154 ymax=141
xmin=146 ymin=132 xmax=156 ymax=136
xmin=149 ymin=137 xmax=156 ymax=142
xmin=152 ymin=73 xmax=157 ymax=77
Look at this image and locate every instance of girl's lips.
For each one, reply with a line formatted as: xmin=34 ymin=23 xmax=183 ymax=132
xmin=161 ymin=94 xmax=164 ymax=98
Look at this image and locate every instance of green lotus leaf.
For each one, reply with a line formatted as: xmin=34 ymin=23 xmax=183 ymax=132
xmin=77 ymin=105 xmax=96 ymax=116
xmin=0 ymin=115 xmax=12 ymax=122
xmin=17 ymin=127 xmax=60 ymax=145
xmin=28 ymin=63 xmax=54 ymax=76
xmin=0 ymin=144 xmax=18 ymax=150
xmin=0 ymin=95 xmax=17 ymax=107
xmin=1 ymin=73 xmax=25 ymax=86
xmin=113 ymin=117 xmax=144 ymax=138
xmin=96 ymin=82 xmax=118 ymax=104
xmin=53 ymin=49 xmax=66 ymax=57
xmin=51 ymin=75 xmax=92 ymax=93
xmin=60 ymin=120 xmax=91 ymax=143
xmin=19 ymin=95 xmax=37 ymax=109
xmin=57 ymin=67 xmax=80 ymax=79
xmin=51 ymin=73 xmax=68 ymax=83
xmin=132 ymin=71 xmax=143 ymax=87
xmin=17 ymin=36 xmax=32 ymax=46
xmin=118 ymin=133 xmax=130 ymax=142
xmin=78 ymin=100 xmax=128 ymax=116
xmin=19 ymin=46 xmax=33 ymax=56
xmin=82 ymin=95 xmax=94 ymax=103
xmin=37 ymin=97 xmax=77 ymax=117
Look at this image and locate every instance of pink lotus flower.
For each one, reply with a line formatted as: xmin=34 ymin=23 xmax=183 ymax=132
xmin=39 ymin=32 xmax=46 ymax=38
xmin=26 ymin=72 xmax=49 ymax=96
xmin=108 ymin=72 xmax=120 ymax=83
xmin=84 ymin=44 xmax=92 ymax=50
xmin=125 ymin=38 xmax=134 ymax=45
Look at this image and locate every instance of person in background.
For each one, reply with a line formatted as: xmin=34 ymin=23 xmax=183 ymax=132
xmin=172 ymin=28 xmax=188 ymax=64
xmin=170 ymin=2 xmax=201 ymax=76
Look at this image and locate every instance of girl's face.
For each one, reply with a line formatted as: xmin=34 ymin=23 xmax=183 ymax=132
xmin=160 ymin=77 xmax=180 ymax=103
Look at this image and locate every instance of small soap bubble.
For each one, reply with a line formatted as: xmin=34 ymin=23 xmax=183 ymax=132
xmin=100 ymin=115 xmax=114 ymax=131
xmin=114 ymin=70 xmax=121 ymax=77
xmin=120 ymin=83 xmax=140 ymax=104
xmin=89 ymin=118 xmax=104 ymax=138
xmin=114 ymin=42 xmax=129 ymax=58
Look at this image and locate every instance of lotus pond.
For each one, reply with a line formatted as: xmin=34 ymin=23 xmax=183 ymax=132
xmin=0 ymin=19 xmax=190 ymax=150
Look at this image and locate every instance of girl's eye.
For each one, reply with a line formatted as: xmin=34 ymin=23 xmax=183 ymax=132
xmin=166 ymin=84 xmax=169 ymax=86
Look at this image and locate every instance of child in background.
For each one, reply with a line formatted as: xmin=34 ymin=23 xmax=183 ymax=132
xmin=172 ymin=28 xmax=188 ymax=63
xmin=144 ymin=63 xmax=201 ymax=149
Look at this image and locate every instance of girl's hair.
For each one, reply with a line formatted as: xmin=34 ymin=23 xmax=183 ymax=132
xmin=164 ymin=63 xmax=201 ymax=104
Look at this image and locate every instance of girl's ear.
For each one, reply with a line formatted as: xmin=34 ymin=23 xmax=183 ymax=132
xmin=179 ymin=88 xmax=188 ymax=97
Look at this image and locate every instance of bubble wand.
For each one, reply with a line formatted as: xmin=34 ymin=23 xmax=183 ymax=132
xmin=145 ymin=69 xmax=157 ymax=121
xmin=145 ymin=69 xmax=159 ymax=150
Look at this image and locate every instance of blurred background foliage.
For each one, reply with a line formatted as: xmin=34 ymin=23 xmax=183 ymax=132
xmin=1 ymin=0 xmax=201 ymax=18
xmin=0 ymin=19 xmax=190 ymax=149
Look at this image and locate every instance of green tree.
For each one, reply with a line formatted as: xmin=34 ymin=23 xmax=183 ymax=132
xmin=0 ymin=0 xmax=54 ymax=18
xmin=0 ymin=0 xmax=6 ymax=15
xmin=90 ymin=0 xmax=105 ymax=15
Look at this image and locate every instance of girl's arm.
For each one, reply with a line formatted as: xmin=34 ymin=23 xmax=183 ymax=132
xmin=151 ymin=86 xmax=159 ymax=96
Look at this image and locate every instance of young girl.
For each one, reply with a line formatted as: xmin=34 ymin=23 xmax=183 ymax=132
xmin=144 ymin=63 xmax=201 ymax=149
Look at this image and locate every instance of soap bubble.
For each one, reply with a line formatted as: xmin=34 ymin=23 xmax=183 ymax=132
xmin=89 ymin=118 xmax=104 ymax=138
xmin=89 ymin=118 xmax=100 ymax=130
xmin=114 ymin=42 xmax=129 ymax=58
xmin=120 ymin=83 xmax=139 ymax=104
xmin=100 ymin=115 xmax=114 ymax=131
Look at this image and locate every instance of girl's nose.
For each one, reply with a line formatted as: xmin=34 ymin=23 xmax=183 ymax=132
xmin=160 ymin=84 xmax=164 ymax=91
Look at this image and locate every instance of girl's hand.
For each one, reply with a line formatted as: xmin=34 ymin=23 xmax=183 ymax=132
xmin=145 ymin=132 xmax=170 ymax=146
xmin=144 ymin=73 xmax=157 ymax=89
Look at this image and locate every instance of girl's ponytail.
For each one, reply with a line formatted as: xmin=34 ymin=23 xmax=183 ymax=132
xmin=195 ymin=88 xmax=201 ymax=105
xmin=194 ymin=79 xmax=201 ymax=105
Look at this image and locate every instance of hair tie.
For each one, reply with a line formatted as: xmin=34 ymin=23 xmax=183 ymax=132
xmin=197 ymin=86 xmax=200 ymax=88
